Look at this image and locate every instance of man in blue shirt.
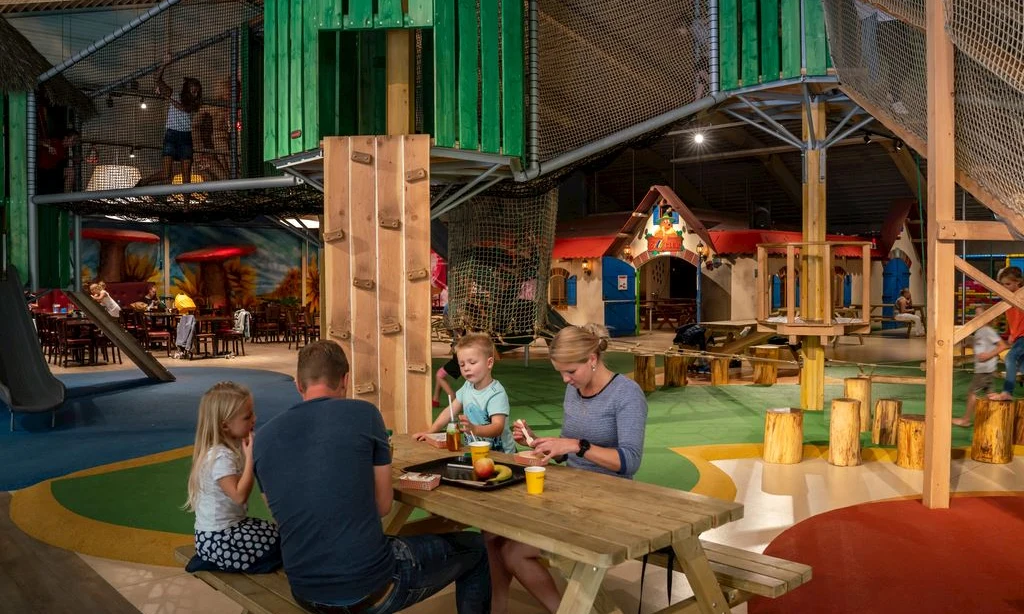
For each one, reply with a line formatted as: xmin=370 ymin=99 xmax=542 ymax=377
xmin=255 ymin=340 xmax=490 ymax=613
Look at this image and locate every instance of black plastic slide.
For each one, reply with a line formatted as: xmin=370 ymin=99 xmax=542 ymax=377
xmin=0 ymin=265 xmax=66 ymax=417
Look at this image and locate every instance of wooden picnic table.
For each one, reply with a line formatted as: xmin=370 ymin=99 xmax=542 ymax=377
xmin=389 ymin=435 xmax=744 ymax=614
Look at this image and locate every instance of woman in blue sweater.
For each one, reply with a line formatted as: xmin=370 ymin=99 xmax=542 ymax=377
xmin=487 ymin=324 xmax=648 ymax=614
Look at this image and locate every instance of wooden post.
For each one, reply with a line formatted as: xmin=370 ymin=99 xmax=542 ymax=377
xmin=710 ymin=357 xmax=731 ymax=386
xmin=664 ymin=355 xmax=688 ymax=387
xmin=1014 ymin=400 xmax=1024 ymax=446
xmin=751 ymin=345 xmax=781 ymax=385
xmin=872 ymin=399 xmax=902 ymax=445
xmin=800 ymin=98 xmax=827 ymax=411
xmin=828 ymin=398 xmax=861 ymax=466
xmin=386 ymin=30 xmax=415 ymax=135
xmin=844 ymin=376 xmax=872 ymax=432
xmin=924 ymin=0 xmax=955 ymax=509
xmin=634 ymin=354 xmax=656 ymax=393
xmin=971 ymin=399 xmax=1014 ymax=464
xmin=763 ymin=408 xmax=803 ymax=464
xmin=896 ymin=414 xmax=926 ymax=470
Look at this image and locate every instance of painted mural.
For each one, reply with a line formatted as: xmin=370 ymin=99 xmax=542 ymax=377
xmin=80 ymin=221 xmax=316 ymax=310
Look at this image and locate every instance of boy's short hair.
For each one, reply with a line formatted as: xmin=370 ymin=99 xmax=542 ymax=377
xmin=454 ymin=332 xmax=496 ymax=359
xmin=297 ymin=340 xmax=349 ymax=389
xmin=997 ymin=266 xmax=1024 ymax=284
xmin=973 ymin=304 xmax=988 ymax=316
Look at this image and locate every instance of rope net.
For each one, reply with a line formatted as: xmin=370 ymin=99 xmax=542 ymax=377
xmin=537 ymin=0 xmax=710 ymax=160
xmin=823 ymin=0 xmax=1024 ymax=219
xmin=444 ymin=190 xmax=558 ymax=345
xmin=43 ymin=0 xmax=261 ymax=195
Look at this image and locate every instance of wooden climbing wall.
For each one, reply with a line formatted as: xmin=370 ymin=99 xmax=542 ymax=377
xmin=322 ymin=135 xmax=432 ymax=433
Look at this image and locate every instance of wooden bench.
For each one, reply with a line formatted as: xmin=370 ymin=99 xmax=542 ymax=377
xmin=871 ymin=316 xmax=914 ymax=338
xmin=175 ymin=545 xmax=305 ymax=614
xmin=643 ymin=540 xmax=812 ymax=605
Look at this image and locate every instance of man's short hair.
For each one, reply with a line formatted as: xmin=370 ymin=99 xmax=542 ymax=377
xmin=297 ymin=340 xmax=350 ymax=390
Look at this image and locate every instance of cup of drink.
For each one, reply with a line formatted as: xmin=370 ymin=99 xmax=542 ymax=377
xmin=445 ymin=423 xmax=461 ymax=451
xmin=469 ymin=440 xmax=491 ymax=463
xmin=525 ymin=466 xmax=546 ymax=494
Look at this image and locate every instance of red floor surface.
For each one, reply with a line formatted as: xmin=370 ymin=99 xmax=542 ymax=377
xmin=749 ymin=495 xmax=1024 ymax=614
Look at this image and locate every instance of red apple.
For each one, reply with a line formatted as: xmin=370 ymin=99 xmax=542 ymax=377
xmin=473 ymin=457 xmax=496 ymax=479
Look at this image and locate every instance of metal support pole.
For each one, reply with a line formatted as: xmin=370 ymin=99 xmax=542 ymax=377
xmin=696 ymin=261 xmax=703 ymax=323
xmin=823 ymin=105 xmax=860 ymax=145
xmin=802 ymin=85 xmax=816 ymax=149
xmin=736 ymin=96 xmax=806 ymax=148
xmin=33 ymin=175 xmax=303 ymax=205
xmin=27 ymin=92 xmax=38 ymax=291
xmin=527 ymin=0 xmax=540 ymax=169
xmin=230 ymin=29 xmax=240 ymax=179
xmin=431 ymin=164 xmax=503 ymax=218
xmin=709 ymin=0 xmax=719 ymax=94
xmin=822 ymin=116 xmax=875 ymax=149
xmin=430 ymin=176 xmax=505 ymax=220
xmin=73 ymin=214 xmax=82 ymax=291
xmin=722 ymin=108 xmax=805 ymax=150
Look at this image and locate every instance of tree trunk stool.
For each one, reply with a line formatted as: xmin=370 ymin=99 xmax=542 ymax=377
xmin=664 ymin=354 xmax=688 ymax=387
xmin=871 ymin=399 xmax=902 ymax=445
xmin=1014 ymin=400 xmax=1024 ymax=446
xmin=711 ymin=357 xmax=730 ymax=385
xmin=751 ymin=345 xmax=782 ymax=385
xmin=844 ymin=376 xmax=872 ymax=432
xmin=763 ymin=408 xmax=803 ymax=464
xmin=633 ymin=353 xmax=656 ymax=393
xmin=971 ymin=399 xmax=1014 ymax=464
xmin=895 ymin=414 xmax=925 ymax=470
xmin=829 ymin=398 xmax=861 ymax=466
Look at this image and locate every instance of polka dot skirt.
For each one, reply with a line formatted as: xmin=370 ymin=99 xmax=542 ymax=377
xmin=195 ymin=517 xmax=280 ymax=572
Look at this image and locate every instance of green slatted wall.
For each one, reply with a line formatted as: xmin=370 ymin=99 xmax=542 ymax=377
xmin=718 ymin=0 xmax=832 ymax=91
xmin=263 ymin=0 xmax=523 ymax=162
xmin=4 ymin=93 xmax=29 ymax=279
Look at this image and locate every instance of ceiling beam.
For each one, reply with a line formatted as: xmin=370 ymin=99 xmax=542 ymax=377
xmin=886 ymin=145 xmax=925 ymax=198
xmin=670 ymin=136 xmax=888 ymax=164
xmin=710 ymin=114 xmax=803 ymax=206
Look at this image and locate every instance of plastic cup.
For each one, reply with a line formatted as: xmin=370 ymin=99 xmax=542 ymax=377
xmin=525 ymin=466 xmax=546 ymax=494
xmin=469 ymin=440 xmax=491 ymax=463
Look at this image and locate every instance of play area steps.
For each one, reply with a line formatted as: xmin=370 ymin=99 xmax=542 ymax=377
xmin=66 ymin=291 xmax=175 ymax=382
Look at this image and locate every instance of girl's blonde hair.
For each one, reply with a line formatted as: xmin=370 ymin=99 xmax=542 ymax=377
xmin=549 ymin=324 xmax=610 ymax=365
xmin=184 ymin=381 xmax=252 ymax=512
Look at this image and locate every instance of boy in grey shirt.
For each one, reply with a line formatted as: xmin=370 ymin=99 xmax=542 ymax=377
xmin=955 ymin=305 xmax=1007 ymax=427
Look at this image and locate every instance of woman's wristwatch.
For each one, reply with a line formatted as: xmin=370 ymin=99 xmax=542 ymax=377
xmin=576 ymin=439 xmax=591 ymax=457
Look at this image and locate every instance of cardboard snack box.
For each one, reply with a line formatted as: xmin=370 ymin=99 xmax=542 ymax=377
xmin=514 ymin=450 xmax=549 ymax=466
xmin=422 ymin=433 xmax=448 ymax=448
xmin=398 ymin=472 xmax=441 ymax=491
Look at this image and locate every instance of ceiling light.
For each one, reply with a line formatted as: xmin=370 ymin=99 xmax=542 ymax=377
xmin=693 ymin=132 xmax=705 ymax=144
xmin=894 ymin=139 xmax=904 ymax=151
xmin=140 ymin=101 xmax=147 ymax=109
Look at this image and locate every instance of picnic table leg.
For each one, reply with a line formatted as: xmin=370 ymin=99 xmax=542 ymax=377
xmin=555 ymin=561 xmax=609 ymax=614
xmin=381 ymin=501 xmax=415 ymax=535
xmin=672 ymin=537 xmax=731 ymax=614
xmin=547 ymin=556 xmax=622 ymax=614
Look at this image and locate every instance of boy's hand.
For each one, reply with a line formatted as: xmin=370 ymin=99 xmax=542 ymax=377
xmin=457 ymin=414 xmax=474 ymax=435
xmin=412 ymin=432 xmax=431 ymax=441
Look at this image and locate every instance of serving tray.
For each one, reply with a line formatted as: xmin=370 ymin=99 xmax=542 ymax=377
xmin=402 ymin=456 xmax=527 ymax=491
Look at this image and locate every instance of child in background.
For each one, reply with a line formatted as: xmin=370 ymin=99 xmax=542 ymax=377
xmin=414 ymin=332 xmax=516 ymax=454
xmin=431 ymin=328 xmax=465 ymax=408
xmin=185 ymin=382 xmax=280 ymax=572
xmin=990 ymin=266 xmax=1024 ymax=401
xmin=89 ymin=282 xmax=121 ymax=318
xmin=955 ymin=304 xmax=1007 ymax=426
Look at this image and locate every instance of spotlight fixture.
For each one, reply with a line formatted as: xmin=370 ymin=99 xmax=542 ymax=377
xmin=894 ymin=139 xmax=904 ymax=152
xmin=129 ymin=147 xmax=136 ymax=159
xmin=140 ymin=100 xmax=147 ymax=109
xmin=863 ymin=133 xmax=872 ymax=144
xmin=693 ymin=132 xmax=705 ymax=144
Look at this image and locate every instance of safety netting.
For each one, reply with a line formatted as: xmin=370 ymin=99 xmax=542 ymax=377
xmin=42 ymin=0 xmax=261 ymax=195
xmin=537 ymin=0 xmax=711 ymax=160
xmin=444 ymin=189 xmax=558 ymax=344
xmin=822 ymin=0 xmax=1024 ymax=220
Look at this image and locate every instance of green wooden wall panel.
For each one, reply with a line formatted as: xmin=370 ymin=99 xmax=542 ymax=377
xmin=289 ymin=0 xmax=304 ymax=155
xmin=37 ymin=206 xmax=66 ymax=289
xmin=760 ymin=0 xmax=780 ymax=82
xmin=500 ymin=0 xmax=523 ymax=157
xmin=434 ymin=0 xmax=456 ymax=147
xmin=262 ymin=0 xmax=277 ymax=160
xmin=407 ymin=0 xmax=434 ymax=27
xmin=780 ymin=0 xmax=801 ymax=78
xmin=326 ymin=0 xmax=343 ymax=29
xmin=302 ymin=0 xmax=320 ymax=152
xmin=719 ymin=0 xmax=739 ymax=90
xmin=0 ymin=96 xmax=6 ymax=206
xmin=457 ymin=0 xmax=478 ymax=149
xmin=378 ymin=0 xmax=404 ymax=28
xmin=480 ymin=0 xmax=500 ymax=153
xmin=276 ymin=0 xmax=290 ymax=159
xmin=8 ymin=92 xmax=28 ymax=278
xmin=348 ymin=0 xmax=373 ymax=29
xmin=740 ymin=0 xmax=759 ymax=85
xmin=804 ymin=0 xmax=827 ymax=75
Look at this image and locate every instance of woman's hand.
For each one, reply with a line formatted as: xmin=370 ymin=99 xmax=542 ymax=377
xmin=413 ymin=431 xmax=432 ymax=441
xmin=533 ymin=437 xmax=580 ymax=462
xmin=512 ymin=420 xmax=532 ymax=447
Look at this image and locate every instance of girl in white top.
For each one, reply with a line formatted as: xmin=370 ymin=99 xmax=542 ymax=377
xmin=185 ymin=381 xmax=280 ymax=572
xmin=88 ymin=282 xmax=120 ymax=318
xmin=142 ymin=53 xmax=203 ymax=186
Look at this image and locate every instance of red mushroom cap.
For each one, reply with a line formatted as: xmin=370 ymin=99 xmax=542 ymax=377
xmin=176 ymin=245 xmax=257 ymax=262
xmin=81 ymin=228 xmax=160 ymax=243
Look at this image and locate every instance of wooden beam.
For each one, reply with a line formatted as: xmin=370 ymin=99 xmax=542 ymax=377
xmin=951 ymin=256 xmax=1024 ymax=344
xmin=923 ymin=0 xmax=955 ymax=510
xmin=386 ymin=30 xmax=414 ymax=135
xmin=885 ymin=146 xmax=923 ymax=198
xmin=937 ymin=221 xmax=1016 ymax=242
xmin=713 ymin=114 xmax=803 ymax=206
xmin=800 ymin=99 xmax=828 ymax=411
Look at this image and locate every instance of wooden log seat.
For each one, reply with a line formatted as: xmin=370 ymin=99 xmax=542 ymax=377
xmin=828 ymin=398 xmax=861 ymax=467
xmin=895 ymin=414 xmax=925 ymax=470
xmin=844 ymin=376 xmax=872 ymax=432
xmin=871 ymin=398 xmax=902 ymax=445
xmin=751 ymin=344 xmax=783 ymax=385
xmin=763 ymin=408 xmax=804 ymax=464
xmin=633 ymin=353 xmax=656 ymax=393
xmin=664 ymin=354 xmax=688 ymax=387
xmin=1014 ymin=399 xmax=1024 ymax=446
xmin=711 ymin=357 xmax=731 ymax=386
xmin=971 ymin=399 xmax=1015 ymax=464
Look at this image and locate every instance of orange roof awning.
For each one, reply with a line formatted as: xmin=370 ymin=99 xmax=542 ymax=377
xmin=552 ymin=236 xmax=617 ymax=259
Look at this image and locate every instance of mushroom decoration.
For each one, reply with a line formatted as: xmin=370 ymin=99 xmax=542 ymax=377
xmin=81 ymin=228 xmax=161 ymax=282
xmin=175 ymin=245 xmax=257 ymax=311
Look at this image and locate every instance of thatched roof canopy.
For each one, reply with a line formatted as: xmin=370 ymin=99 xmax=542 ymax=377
xmin=0 ymin=17 xmax=95 ymax=119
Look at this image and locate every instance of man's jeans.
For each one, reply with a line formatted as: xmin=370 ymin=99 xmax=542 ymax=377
xmin=1001 ymin=337 xmax=1024 ymax=394
xmin=294 ymin=532 xmax=490 ymax=614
